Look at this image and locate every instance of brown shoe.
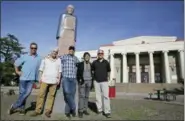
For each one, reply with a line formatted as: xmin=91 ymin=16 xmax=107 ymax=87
xmin=30 ymin=111 xmax=41 ymax=117
xmin=45 ymin=111 xmax=51 ymax=118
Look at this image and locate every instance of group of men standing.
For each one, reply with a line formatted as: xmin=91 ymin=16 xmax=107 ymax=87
xmin=8 ymin=42 xmax=111 ymax=119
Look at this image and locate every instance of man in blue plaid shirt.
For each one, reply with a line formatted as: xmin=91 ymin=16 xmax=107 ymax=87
xmin=60 ymin=46 xmax=79 ymax=118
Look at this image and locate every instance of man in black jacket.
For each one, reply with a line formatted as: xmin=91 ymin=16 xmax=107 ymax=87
xmin=77 ymin=52 xmax=93 ymax=118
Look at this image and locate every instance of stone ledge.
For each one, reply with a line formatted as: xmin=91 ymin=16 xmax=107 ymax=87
xmin=1 ymin=83 xmax=183 ymax=94
xmin=115 ymin=83 xmax=183 ymax=93
xmin=1 ymin=86 xmax=39 ymax=95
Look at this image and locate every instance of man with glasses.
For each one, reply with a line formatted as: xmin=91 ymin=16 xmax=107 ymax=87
xmin=30 ymin=48 xmax=61 ymax=118
xmin=8 ymin=42 xmax=42 ymax=115
xmin=92 ymin=49 xmax=111 ymax=118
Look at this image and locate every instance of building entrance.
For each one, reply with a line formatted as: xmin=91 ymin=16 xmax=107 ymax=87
xmin=129 ymin=72 xmax=136 ymax=83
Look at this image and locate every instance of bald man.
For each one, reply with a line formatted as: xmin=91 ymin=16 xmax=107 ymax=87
xmin=92 ymin=49 xmax=111 ymax=118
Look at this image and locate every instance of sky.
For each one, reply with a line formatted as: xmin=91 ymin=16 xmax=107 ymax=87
xmin=1 ymin=1 xmax=184 ymax=56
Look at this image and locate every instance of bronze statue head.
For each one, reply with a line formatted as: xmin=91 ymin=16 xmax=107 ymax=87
xmin=66 ymin=4 xmax=74 ymax=15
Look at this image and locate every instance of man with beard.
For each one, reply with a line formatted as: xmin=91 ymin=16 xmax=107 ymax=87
xmin=61 ymin=46 xmax=79 ymax=118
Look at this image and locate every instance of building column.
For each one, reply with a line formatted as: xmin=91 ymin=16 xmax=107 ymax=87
xmin=149 ymin=51 xmax=155 ymax=83
xmin=135 ymin=52 xmax=141 ymax=83
xmin=163 ymin=51 xmax=171 ymax=83
xmin=110 ymin=53 xmax=115 ymax=82
xmin=122 ymin=53 xmax=128 ymax=83
xmin=179 ymin=50 xmax=184 ymax=79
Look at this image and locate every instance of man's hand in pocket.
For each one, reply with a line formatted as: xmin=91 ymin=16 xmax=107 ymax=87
xmin=78 ymin=79 xmax=84 ymax=85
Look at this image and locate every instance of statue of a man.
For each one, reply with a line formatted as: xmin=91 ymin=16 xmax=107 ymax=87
xmin=56 ymin=5 xmax=77 ymax=56
xmin=52 ymin=5 xmax=78 ymax=114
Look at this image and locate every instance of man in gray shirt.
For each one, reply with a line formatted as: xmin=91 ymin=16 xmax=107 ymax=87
xmin=77 ymin=52 xmax=93 ymax=118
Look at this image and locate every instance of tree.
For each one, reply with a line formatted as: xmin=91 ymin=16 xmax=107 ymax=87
xmin=0 ymin=34 xmax=26 ymax=62
xmin=0 ymin=34 xmax=26 ymax=86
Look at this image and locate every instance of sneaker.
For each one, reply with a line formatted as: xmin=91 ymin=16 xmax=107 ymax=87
xmin=65 ymin=113 xmax=71 ymax=118
xmin=45 ymin=111 xmax=51 ymax=118
xmin=8 ymin=104 xmax=15 ymax=115
xmin=104 ymin=113 xmax=111 ymax=118
xmin=71 ymin=110 xmax=76 ymax=117
xmin=19 ymin=109 xmax=26 ymax=115
xmin=30 ymin=111 xmax=41 ymax=117
xmin=83 ymin=110 xmax=90 ymax=115
xmin=97 ymin=111 xmax=102 ymax=115
xmin=78 ymin=112 xmax=83 ymax=118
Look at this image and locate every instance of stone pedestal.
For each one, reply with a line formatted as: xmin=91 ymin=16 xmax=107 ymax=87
xmin=53 ymin=85 xmax=78 ymax=114
xmin=57 ymin=29 xmax=76 ymax=56
xmin=57 ymin=13 xmax=76 ymax=56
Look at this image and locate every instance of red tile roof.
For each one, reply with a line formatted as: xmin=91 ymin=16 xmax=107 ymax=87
xmin=100 ymin=44 xmax=114 ymax=47
xmin=176 ymin=39 xmax=184 ymax=41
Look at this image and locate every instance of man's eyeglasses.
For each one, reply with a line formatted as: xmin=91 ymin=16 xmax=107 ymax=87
xmin=30 ymin=47 xmax=37 ymax=50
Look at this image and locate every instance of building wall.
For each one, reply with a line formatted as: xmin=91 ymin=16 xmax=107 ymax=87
xmin=75 ymin=36 xmax=184 ymax=84
xmin=114 ymin=54 xmax=122 ymax=83
xmin=168 ymin=52 xmax=180 ymax=83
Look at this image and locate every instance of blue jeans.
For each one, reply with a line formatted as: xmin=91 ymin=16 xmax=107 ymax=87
xmin=62 ymin=77 xmax=77 ymax=114
xmin=12 ymin=80 xmax=33 ymax=109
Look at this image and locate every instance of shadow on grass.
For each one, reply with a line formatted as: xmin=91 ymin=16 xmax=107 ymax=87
xmin=25 ymin=101 xmax=36 ymax=112
xmin=25 ymin=90 xmax=48 ymax=113
xmin=88 ymin=101 xmax=97 ymax=113
xmin=143 ymin=97 xmax=170 ymax=102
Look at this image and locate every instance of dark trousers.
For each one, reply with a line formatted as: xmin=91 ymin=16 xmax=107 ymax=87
xmin=78 ymin=80 xmax=91 ymax=112
xmin=13 ymin=80 xmax=33 ymax=109
xmin=62 ymin=77 xmax=77 ymax=114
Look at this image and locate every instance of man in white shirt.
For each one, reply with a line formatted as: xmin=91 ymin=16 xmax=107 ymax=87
xmin=30 ymin=48 xmax=61 ymax=118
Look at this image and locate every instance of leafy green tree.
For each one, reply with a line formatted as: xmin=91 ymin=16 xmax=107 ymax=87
xmin=0 ymin=34 xmax=26 ymax=86
xmin=0 ymin=34 xmax=26 ymax=62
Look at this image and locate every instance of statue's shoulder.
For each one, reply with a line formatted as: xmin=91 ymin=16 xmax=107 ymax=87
xmin=63 ymin=13 xmax=76 ymax=18
xmin=73 ymin=15 xmax=77 ymax=19
xmin=60 ymin=13 xmax=66 ymax=18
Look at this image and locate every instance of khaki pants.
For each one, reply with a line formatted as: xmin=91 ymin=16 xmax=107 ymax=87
xmin=35 ymin=82 xmax=57 ymax=113
xmin=94 ymin=81 xmax=111 ymax=114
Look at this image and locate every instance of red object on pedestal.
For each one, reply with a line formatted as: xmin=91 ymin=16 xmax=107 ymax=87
xmin=109 ymin=86 xmax=116 ymax=98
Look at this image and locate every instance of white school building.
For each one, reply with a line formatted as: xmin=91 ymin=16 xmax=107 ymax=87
xmin=75 ymin=36 xmax=184 ymax=84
